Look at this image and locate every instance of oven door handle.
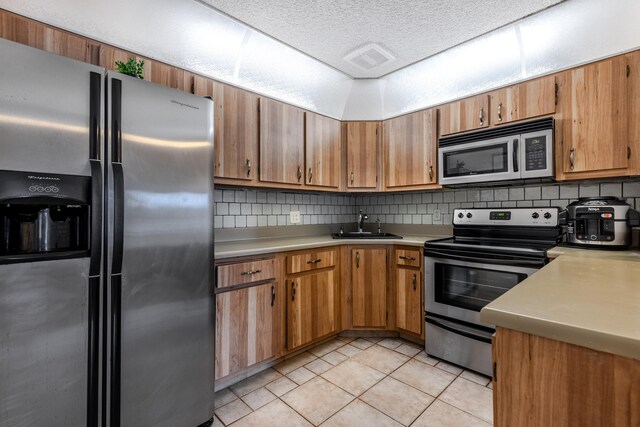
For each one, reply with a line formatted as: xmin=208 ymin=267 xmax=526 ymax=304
xmin=425 ymin=315 xmax=493 ymax=344
xmin=425 ymin=249 xmax=544 ymax=267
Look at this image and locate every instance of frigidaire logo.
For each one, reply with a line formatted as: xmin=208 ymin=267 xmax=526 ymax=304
xmin=28 ymin=175 xmax=61 ymax=181
xmin=171 ymin=99 xmax=199 ymax=110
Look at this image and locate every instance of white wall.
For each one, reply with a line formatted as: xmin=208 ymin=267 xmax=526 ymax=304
xmin=2 ymin=0 xmax=640 ymax=120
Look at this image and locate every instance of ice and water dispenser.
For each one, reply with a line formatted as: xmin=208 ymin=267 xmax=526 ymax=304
xmin=0 ymin=170 xmax=91 ymax=262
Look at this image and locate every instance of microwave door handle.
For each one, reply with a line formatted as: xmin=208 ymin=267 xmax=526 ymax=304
xmin=425 ymin=315 xmax=493 ymax=344
xmin=426 ymin=249 xmax=543 ymax=267
xmin=513 ymin=138 xmax=519 ymax=173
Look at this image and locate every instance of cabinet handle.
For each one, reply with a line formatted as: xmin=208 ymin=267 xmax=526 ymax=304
xmin=479 ymin=107 xmax=484 ymax=126
xmin=399 ymin=255 xmax=416 ymax=261
xmin=628 ymin=147 xmax=632 ymax=159
xmin=413 ymin=274 xmax=417 ymax=290
xmin=308 ymin=167 xmax=313 ymax=183
xmin=497 ymin=103 xmax=502 ymax=122
xmin=291 ymin=281 xmax=295 ymax=301
xmin=240 ymin=269 xmax=262 ymax=276
xmin=355 ymin=251 xmax=360 ymax=268
xmin=350 ymin=172 xmax=354 ymax=185
xmin=246 ymin=158 xmax=251 ymax=177
xmin=569 ymin=147 xmax=575 ymax=171
xmin=428 ymin=163 xmax=433 ymax=181
xmin=297 ymin=166 xmax=302 ymax=182
xmin=306 ymin=258 xmax=322 ymax=264
xmin=271 ymin=285 xmax=275 ymax=307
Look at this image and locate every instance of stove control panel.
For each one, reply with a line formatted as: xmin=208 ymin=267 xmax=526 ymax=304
xmin=452 ymin=208 xmax=560 ymax=227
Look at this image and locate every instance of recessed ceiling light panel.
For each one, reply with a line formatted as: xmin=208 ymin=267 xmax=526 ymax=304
xmin=344 ymin=43 xmax=395 ymax=71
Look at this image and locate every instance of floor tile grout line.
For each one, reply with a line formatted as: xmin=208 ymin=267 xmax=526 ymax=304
xmin=216 ymin=336 xmax=492 ymax=426
xmin=406 ymin=370 xmax=492 ymax=426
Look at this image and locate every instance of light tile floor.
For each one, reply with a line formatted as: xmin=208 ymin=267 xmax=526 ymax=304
xmin=214 ymin=336 xmax=493 ymax=426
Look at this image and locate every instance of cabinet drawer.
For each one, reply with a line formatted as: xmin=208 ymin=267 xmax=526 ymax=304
xmin=395 ymin=248 xmax=421 ymax=267
xmin=286 ymin=249 xmax=337 ymax=274
xmin=217 ymin=258 xmax=276 ymax=289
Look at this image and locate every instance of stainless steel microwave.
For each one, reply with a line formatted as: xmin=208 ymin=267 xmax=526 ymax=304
xmin=438 ymin=117 xmax=554 ymax=185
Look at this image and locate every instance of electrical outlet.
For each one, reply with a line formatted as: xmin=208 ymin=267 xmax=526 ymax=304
xmin=290 ymin=210 xmax=301 ymax=224
xmin=433 ymin=209 xmax=441 ymax=222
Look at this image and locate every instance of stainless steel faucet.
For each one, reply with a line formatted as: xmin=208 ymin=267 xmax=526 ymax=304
xmin=357 ymin=210 xmax=368 ymax=232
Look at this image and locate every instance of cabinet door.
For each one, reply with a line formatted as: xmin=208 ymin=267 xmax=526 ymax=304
xmin=396 ymin=268 xmax=422 ymax=335
xmin=491 ymin=76 xmax=556 ymax=126
xmin=305 ymin=112 xmax=341 ymax=188
xmin=351 ymin=248 xmax=387 ymax=328
xmin=215 ymin=281 xmax=284 ymax=379
xmin=259 ymin=98 xmax=304 ymax=185
xmin=560 ymin=56 xmax=630 ymax=175
xmin=384 ymin=109 xmax=437 ymax=188
xmin=194 ymin=78 xmax=259 ymax=181
xmin=347 ymin=122 xmax=379 ymax=189
xmin=287 ymin=269 xmax=338 ymax=350
xmin=440 ymin=94 xmax=489 ymax=136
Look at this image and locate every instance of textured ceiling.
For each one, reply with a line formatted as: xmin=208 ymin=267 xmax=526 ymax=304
xmin=199 ymin=0 xmax=564 ymax=78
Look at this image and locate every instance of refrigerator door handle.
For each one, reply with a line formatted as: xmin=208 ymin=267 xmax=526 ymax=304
xmin=110 ymin=76 xmax=124 ymax=276
xmin=110 ymin=274 xmax=122 ymax=427
xmin=111 ymin=78 xmax=122 ymax=164
xmin=88 ymin=72 xmax=103 ymax=427
xmin=89 ymin=160 xmax=103 ymax=276
xmin=111 ymin=163 xmax=124 ymax=275
xmin=89 ymin=71 xmax=102 ymax=160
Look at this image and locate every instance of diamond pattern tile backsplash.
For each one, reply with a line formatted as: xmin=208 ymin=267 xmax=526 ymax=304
xmin=215 ymin=180 xmax=640 ymax=229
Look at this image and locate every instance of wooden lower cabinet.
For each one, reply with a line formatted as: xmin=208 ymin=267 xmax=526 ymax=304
xmin=287 ymin=268 xmax=338 ymax=350
xmin=215 ymin=281 xmax=284 ymax=380
xmin=351 ymin=248 xmax=387 ymax=328
xmin=493 ymin=327 xmax=640 ymax=427
xmin=395 ymin=267 xmax=422 ymax=335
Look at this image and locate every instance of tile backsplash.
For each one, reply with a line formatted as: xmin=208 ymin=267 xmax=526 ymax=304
xmin=215 ymin=180 xmax=640 ymax=229
xmin=214 ymin=188 xmax=356 ymax=229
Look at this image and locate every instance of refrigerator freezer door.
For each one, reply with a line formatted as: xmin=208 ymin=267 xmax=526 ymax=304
xmin=0 ymin=259 xmax=90 ymax=427
xmin=107 ymin=74 xmax=214 ymax=426
xmin=0 ymin=39 xmax=104 ymax=427
xmin=0 ymin=38 xmax=103 ymax=177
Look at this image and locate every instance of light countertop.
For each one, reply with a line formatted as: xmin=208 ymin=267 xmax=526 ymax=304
xmin=215 ymin=234 xmax=448 ymax=259
xmin=481 ymin=250 xmax=640 ymax=360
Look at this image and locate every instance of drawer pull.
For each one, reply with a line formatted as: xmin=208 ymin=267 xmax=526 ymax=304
xmin=399 ymin=255 xmax=416 ymax=261
xmin=306 ymin=258 xmax=322 ymax=264
xmin=240 ymin=269 xmax=262 ymax=276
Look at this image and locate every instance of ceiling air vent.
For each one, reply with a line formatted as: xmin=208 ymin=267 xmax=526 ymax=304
xmin=344 ymin=43 xmax=395 ymax=71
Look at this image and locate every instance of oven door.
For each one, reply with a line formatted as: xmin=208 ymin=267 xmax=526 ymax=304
xmin=425 ymin=254 xmax=539 ymax=327
xmin=439 ymin=136 xmax=519 ymax=185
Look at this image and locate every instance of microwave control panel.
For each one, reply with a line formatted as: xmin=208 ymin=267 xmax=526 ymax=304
xmin=525 ymin=136 xmax=547 ymax=171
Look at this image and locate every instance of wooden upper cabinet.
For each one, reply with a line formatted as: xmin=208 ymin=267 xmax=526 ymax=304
xmin=490 ymin=76 xmax=556 ymax=126
xmin=305 ymin=113 xmax=341 ymax=188
xmin=558 ymin=55 xmax=631 ymax=176
xmin=346 ymin=122 xmax=380 ymax=190
xmin=351 ymin=248 xmax=387 ymax=328
xmin=384 ymin=109 xmax=437 ymax=188
xmin=194 ymin=78 xmax=259 ymax=181
xmin=439 ymin=94 xmax=489 ymax=136
xmin=259 ymin=98 xmax=305 ymax=185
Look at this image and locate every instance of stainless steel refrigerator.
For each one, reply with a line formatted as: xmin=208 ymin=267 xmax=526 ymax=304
xmin=0 ymin=38 xmax=215 ymax=427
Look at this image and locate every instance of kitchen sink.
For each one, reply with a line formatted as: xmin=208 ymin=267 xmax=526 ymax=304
xmin=331 ymin=231 xmax=402 ymax=239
